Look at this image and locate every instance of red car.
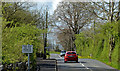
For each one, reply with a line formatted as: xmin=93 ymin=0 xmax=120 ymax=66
xmin=64 ymin=51 xmax=78 ymax=63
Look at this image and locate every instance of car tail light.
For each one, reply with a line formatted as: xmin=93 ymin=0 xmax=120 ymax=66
xmin=65 ymin=54 xmax=67 ymax=57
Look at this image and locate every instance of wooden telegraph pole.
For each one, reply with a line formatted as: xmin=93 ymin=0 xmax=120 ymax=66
xmin=43 ymin=10 xmax=48 ymax=59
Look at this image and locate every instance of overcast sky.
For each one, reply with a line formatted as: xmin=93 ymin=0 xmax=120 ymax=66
xmin=35 ymin=1 xmax=62 ymax=48
xmin=36 ymin=0 xmax=62 ymax=15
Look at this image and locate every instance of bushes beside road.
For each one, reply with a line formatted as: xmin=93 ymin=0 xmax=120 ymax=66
xmin=2 ymin=3 xmax=45 ymax=70
xmin=2 ymin=21 xmax=44 ymax=70
xmin=75 ymin=21 xmax=120 ymax=70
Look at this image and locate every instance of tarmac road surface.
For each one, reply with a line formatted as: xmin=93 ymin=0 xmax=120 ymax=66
xmin=50 ymin=54 xmax=119 ymax=71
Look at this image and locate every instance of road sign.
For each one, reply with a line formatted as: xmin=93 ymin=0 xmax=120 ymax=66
xmin=22 ymin=44 xmax=33 ymax=71
xmin=22 ymin=45 xmax=33 ymax=53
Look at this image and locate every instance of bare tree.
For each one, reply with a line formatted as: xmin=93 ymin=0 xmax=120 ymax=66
xmin=53 ymin=2 xmax=93 ymax=50
xmin=90 ymin=1 xmax=120 ymax=22
xmin=56 ymin=28 xmax=74 ymax=51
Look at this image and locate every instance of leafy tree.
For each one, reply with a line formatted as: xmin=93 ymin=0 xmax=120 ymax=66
xmin=2 ymin=20 xmax=44 ymax=70
xmin=2 ymin=2 xmax=42 ymax=28
xmin=1 ymin=2 xmax=48 ymax=70
xmin=0 ymin=1 xmax=2 ymax=64
xmin=75 ymin=20 xmax=119 ymax=69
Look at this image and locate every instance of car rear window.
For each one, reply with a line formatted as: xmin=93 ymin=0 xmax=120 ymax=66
xmin=67 ymin=52 xmax=76 ymax=54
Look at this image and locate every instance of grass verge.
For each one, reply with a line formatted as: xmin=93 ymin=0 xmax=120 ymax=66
xmin=50 ymin=51 xmax=60 ymax=54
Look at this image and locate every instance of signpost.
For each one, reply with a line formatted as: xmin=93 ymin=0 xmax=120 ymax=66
xmin=22 ymin=45 xmax=33 ymax=71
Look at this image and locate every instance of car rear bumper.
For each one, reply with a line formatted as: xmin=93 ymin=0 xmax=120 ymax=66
xmin=64 ymin=57 xmax=78 ymax=61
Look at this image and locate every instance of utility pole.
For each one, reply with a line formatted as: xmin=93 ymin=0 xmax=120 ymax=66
xmin=43 ymin=10 xmax=48 ymax=59
xmin=70 ymin=32 xmax=72 ymax=51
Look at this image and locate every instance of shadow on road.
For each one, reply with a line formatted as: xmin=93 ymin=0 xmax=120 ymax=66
xmin=64 ymin=61 xmax=80 ymax=63
xmin=56 ymin=59 xmax=64 ymax=61
xmin=80 ymin=61 xmax=87 ymax=63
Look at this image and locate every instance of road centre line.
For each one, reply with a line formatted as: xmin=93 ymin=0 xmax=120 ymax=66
xmin=82 ymin=64 xmax=84 ymax=66
xmin=80 ymin=62 xmax=93 ymax=71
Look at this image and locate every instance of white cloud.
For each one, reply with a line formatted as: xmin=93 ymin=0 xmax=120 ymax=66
xmin=50 ymin=0 xmax=62 ymax=14
xmin=52 ymin=0 xmax=61 ymax=11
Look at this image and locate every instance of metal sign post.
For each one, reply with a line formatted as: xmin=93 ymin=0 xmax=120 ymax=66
xmin=22 ymin=45 xmax=33 ymax=71
xmin=28 ymin=53 xmax=30 ymax=71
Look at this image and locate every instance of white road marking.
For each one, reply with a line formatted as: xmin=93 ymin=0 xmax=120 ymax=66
xmin=59 ymin=55 xmax=61 ymax=58
xmin=59 ymin=55 xmax=63 ymax=58
xmin=80 ymin=62 xmax=92 ymax=71
xmin=86 ymin=68 xmax=89 ymax=69
xmin=0 ymin=65 xmax=3 ymax=67
xmin=82 ymin=64 xmax=84 ymax=66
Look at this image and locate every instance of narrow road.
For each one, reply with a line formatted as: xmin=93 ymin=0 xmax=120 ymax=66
xmin=50 ymin=54 xmax=119 ymax=71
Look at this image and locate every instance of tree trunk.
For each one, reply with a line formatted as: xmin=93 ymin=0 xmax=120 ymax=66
xmin=109 ymin=42 xmax=112 ymax=62
xmin=109 ymin=36 xmax=115 ymax=62
xmin=108 ymin=1 xmax=115 ymax=62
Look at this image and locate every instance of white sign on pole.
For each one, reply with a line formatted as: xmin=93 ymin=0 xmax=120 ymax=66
xmin=22 ymin=45 xmax=33 ymax=53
